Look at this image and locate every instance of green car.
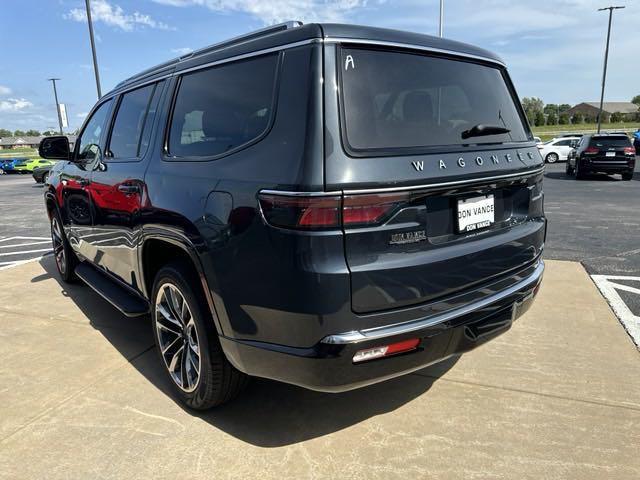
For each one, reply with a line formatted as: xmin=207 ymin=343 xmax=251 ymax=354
xmin=13 ymin=158 xmax=56 ymax=173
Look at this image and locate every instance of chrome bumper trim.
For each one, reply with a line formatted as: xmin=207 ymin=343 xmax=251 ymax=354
xmin=321 ymin=260 xmax=544 ymax=345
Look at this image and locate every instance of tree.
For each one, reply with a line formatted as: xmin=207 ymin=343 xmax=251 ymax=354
xmin=558 ymin=114 xmax=570 ymax=125
xmin=0 ymin=128 xmax=12 ymax=137
xmin=42 ymin=130 xmax=57 ymax=136
xmin=543 ymin=104 xmax=558 ymax=115
xmin=13 ymin=129 xmax=25 ymax=136
xmin=25 ymin=129 xmax=40 ymax=136
xmin=584 ymin=114 xmax=596 ymax=124
xmin=572 ymin=113 xmax=584 ymax=124
xmin=610 ymin=112 xmax=623 ymax=123
xmin=546 ymin=112 xmax=558 ymax=125
xmin=534 ymin=111 xmax=546 ymax=126
xmin=559 ymin=104 xmax=571 ymax=113
xmin=522 ymin=97 xmax=544 ymax=117
xmin=632 ymin=95 xmax=640 ymax=107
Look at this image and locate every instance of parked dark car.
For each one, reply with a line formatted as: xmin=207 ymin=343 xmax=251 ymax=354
xmin=32 ymin=163 xmax=56 ymax=183
xmin=40 ymin=22 xmax=546 ymax=409
xmin=566 ymin=134 xmax=635 ymax=180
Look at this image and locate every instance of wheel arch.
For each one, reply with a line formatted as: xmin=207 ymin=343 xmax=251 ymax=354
xmin=139 ymin=230 xmax=224 ymax=336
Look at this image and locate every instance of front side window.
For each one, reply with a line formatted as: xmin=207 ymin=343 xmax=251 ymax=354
xmin=77 ymin=99 xmax=113 ymax=161
xmin=107 ymin=84 xmax=156 ymax=159
xmin=340 ymin=47 xmax=530 ymax=153
xmin=168 ymin=53 xmax=279 ymax=158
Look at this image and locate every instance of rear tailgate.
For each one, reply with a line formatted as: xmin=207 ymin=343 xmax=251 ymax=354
xmin=323 ymin=43 xmax=545 ymax=313
xmin=587 ymin=135 xmax=635 ymax=165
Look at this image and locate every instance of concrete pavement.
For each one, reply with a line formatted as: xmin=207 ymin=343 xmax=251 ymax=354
xmin=0 ymin=256 xmax=639 ymax=479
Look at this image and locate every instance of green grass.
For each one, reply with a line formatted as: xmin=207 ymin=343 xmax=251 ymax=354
xmin=532 ymin=122 xmax=640 ymax=141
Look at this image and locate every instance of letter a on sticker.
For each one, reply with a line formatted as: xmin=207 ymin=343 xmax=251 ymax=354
xmin=345 ymin=55 xmax=355 ymax=70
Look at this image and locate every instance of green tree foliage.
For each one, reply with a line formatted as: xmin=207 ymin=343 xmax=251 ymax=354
xmin=572 ymin=113 xmax=584 ymax=124
xmin=24 ymin=129 xmax=40 ymax=136
xmin=546 ymin=112 xmax=558 ymax=125
xmin=610 ymin=112 xmax=623 ymax=123
xmin=534 ymin=111 xmax=546 ymax=126
xmin=632 ymin=95 xmax=640 ymax=106
xmin=559 ymin=104 xmax=571 ymax=113
xmin=13 ymin=129 xmax=25 ymax=136
xmin=0 ymin=128 xmax=12 ymax=137
xmin=543 ymin=104 xmax=558 ymax=115
xmin=558 ymin=114 xmax=570 ymax=125
xmin=522 ymin=97 xmax=544 ymax=117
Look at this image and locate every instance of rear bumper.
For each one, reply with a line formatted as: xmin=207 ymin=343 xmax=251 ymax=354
xmin=582 ymin=157 xmax=635 ymax=173
xmin=220 ymin=260 xmax=544 ymax=392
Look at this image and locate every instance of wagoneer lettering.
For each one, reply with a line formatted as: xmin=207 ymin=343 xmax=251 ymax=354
xmin=40 ymin=21 xmax=545 ymax=410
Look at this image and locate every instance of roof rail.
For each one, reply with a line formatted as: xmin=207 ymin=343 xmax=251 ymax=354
xmin=114 ymin=21 xmax=303 ymax=90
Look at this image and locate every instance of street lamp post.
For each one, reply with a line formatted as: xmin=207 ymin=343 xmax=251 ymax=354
xmin=85 ymin=0 xmax=102 ymax=98
xmin=47 ymin=78 xmax=63 ymax=135
xmin=438 ymin=0 xmax=444 ymax=37
xmin=596 ymin=5 xmax=625 ymax=133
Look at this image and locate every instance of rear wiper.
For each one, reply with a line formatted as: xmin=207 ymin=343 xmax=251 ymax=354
xmin=461 ymin=124 xmax=511 ymax=140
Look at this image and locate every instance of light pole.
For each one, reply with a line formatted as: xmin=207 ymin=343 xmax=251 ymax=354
xmin=85 ymin=0 xmax=102 ymax=98
xmin=47 ymin=78 xmax=63 ymax=135
xmin=596 ymin=5 xmax=625 ymax=133
xmin=438 ymin=0 xmax=444 ymax=37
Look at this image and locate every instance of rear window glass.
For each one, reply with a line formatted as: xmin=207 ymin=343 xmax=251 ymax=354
xmin=168 ymin=53 xmax=279 ymax=158
xmin=590 ymin=136 xmax=631 ymax=147
xmin=340 ymin=48 xmax=529 ymax=152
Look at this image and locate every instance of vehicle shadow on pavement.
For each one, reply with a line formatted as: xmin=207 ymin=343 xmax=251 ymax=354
xmin=36 ymin=255 xmax=457 ymax=447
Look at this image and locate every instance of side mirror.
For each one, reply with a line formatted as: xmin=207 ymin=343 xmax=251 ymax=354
xmin=39 ymin=136 xmax=70 ymax=160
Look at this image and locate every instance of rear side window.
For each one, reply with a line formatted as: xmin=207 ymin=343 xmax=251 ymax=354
xmin=108 ymin=83 xmax=157 ymax=159
xmin=168 ymin=53 xmax=279 ymax=158
xmin=590 ymin=136 xmax=631 ymax=147
xmin=340 ymin=48 xmax=529 ymax=153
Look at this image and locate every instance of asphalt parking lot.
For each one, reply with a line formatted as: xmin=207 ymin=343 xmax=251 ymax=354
xmin=0 ymin=164 xmax=639 ymax=478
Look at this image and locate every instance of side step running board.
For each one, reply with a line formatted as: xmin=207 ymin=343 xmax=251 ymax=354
xmin=75 ymin=263 xmax=150 ymax=317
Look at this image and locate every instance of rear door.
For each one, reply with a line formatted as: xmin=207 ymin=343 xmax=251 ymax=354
xmin=88 ymin=81 xmax=164 ymax=287
xmin=588 ymin=135 xmax=634 ymax=163
xmin=324 ymin=45 xmax=545 ymax=313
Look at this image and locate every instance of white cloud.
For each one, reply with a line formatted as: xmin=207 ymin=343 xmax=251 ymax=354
xmin=171 ymin=47 xmax=193 ymax=56
xmin=0 ymin=98 xmax=33 ymax=112
xmin=0 ymin=85 xmax=11 ymax=96
xmin=152 ymin=0 xmax=368 ymax=24
xmin=66 ymin=0 xmax=172 ymax=31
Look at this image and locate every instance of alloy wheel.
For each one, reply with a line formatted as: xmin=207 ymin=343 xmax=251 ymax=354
xmin=51 ymin=217 xmax=66 ymax=275
xmin=546 ymin=153 xmax=558 ymax=164
xmin=155 ymin=283 xmax=201 ymax=393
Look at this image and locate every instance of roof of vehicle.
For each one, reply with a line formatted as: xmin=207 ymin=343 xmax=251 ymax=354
xmin=109 ymin=22 xmax=504 ymax=96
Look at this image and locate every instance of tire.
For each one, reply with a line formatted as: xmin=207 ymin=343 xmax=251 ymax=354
xmin=43 ymin=171 xmax=50 ymax=184
xmin=545 ymin=152 xmax=559 ymax=164
xmin=575 ymin=161 xmax=585 ymax=180
xmin=152 ymin=262 xmax=248 ymax=409
xmin=50 ymin=210 xmax=78 ymax=282
xmin=622 ymin=172 xmax=633 ymax=181
xmin=565 ymin=162 xmax=574 ymax=176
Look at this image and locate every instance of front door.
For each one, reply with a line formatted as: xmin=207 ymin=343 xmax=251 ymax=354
xmin=88 ymin=82 xmax=163 ymax=290
xmin=61 ymin=98 xmax=113 ymax=260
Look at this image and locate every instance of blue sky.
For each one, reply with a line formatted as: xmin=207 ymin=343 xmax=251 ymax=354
xmin=0 ymin=0 xmax=638 ymax=132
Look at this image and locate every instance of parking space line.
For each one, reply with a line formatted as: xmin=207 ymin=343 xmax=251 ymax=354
xmin=0 ymin=241 xmax=52 ymax=249
xmin=0 ymin=256 xmax=49 ymax=271
xmin=591 ymin=275 xmax=640 ymax=348
xmin=0 ymin=248 xmax=52 ymax=257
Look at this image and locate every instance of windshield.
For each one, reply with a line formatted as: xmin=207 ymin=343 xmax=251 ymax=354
xmin=340 ymin=47 xmax=530 ymax=153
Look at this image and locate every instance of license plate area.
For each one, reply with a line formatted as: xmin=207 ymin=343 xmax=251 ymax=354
xmin=457 ymin=194 xmax=495 ymax=233
xmin=606 ymin=151 xmax=616 ymax=157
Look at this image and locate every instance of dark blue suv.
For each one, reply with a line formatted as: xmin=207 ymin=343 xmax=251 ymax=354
xmin=39 ymin=22 xmax=545 ymax=409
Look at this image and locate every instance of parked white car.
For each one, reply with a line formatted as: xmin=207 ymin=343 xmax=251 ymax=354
xmin=537 ymin=137 xmax=581 ymax=163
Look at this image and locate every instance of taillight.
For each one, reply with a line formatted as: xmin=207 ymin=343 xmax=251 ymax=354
xmin=258 ymin=193 xmax=341 ymax=230
xmin=342 ymin=192 xmax=409 ymax=227
xmin=259 ymin=191 xmax=410 ymax=230
xmin=624 ymin=147 xmax=635 ymax=155
xmin=584 ymin=147 xmax=599 ymax=154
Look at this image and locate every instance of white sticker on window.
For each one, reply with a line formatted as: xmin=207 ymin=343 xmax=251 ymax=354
xmin=345 ymin=55 xmax=355 ymax=71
